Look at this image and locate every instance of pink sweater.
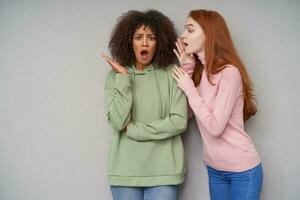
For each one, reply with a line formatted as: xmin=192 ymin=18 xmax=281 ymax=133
xmin=180 ymin=64 xmax=261 ymax=172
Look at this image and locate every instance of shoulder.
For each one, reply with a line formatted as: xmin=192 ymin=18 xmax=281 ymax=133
xmin=154 ymin=64 xmax=179 ymax=89
xmin=105 ymin=70 xmax=117 ymax=82
xmin=154 ymin=64 xmax=174 ymax=76
xmin=156 ymin=64 xmax=174 ymax=72
xmin=166 ymin=64 xmax=179 ymax=83
xmin=166 ymin=64 xmax=174 ymax=73
xmin=220 ymin=65 xmax=242 ymax=84
xmin=106 ymin=69 xmax=116 ymax=77
xmin=164 ymin=64 xmax=179 ymax=76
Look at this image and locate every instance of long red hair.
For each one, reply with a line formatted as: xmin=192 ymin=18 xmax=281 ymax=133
xmin=189 ymin=9 xmax=257 ymax=121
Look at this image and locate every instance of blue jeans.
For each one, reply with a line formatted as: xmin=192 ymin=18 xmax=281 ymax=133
xmin=207 ymin=163 xmax=263 ymax=200
xmin=110 ymin=185 xmax=178 ymax=200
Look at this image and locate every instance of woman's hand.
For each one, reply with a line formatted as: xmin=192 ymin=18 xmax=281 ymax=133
xmin=101 ymin=53 xmax=128 ymax=74
xmin=172 ymin=65 xmax=195 ymax=93
xmin=173 ymin=38 xmax=195 ymax=65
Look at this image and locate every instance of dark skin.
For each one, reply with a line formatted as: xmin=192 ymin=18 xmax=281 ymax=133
xmin=102 ymin=10 xmax=177 ymax=131
xmin=101 ymin=53 xmax=128 ymax=74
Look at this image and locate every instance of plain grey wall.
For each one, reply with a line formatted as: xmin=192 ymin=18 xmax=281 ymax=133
xmin=1 ymin=0 xmax=299 ymax=199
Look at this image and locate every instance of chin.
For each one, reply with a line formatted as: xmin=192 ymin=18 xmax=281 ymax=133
xmin=141 ymin=58 xmax=154 ymax=65
xmin=142 ymin=60 xmax=151 ymax=65
xmin=185 ymin=49 xmax=192 ymax=54
xmin=136 ymin=60 xmax=149 ymax=67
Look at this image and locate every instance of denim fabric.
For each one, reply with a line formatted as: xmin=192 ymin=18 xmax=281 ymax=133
xmin=110 ymin=185 xmax=178 ymax=200
xmin=207 ymin=163 xmax=263 ymax=200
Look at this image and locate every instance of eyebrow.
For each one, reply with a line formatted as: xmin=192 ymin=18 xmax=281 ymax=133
xmin=184 ymin=24 xmax=194 ymax=28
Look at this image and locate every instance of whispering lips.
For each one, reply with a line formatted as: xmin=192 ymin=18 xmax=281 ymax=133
xmin=182 ymin=41 xmax=188 ymax=48
xmin=140 ymin=50 xmax=149 ymax=60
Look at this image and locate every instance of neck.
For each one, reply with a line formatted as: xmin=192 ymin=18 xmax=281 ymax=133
xmin=196 ymin=50 xmax=206 ymax=66
xmin=135 ymin=62 xmax=149 ymax=71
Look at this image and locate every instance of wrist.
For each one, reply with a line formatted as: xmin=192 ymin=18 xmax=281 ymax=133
xmin=178 ymin=77 xmax=194 ymax=93
xmin=181 ymin=63 xmax=195 ymax=77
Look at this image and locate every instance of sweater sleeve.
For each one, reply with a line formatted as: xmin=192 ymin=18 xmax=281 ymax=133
xmin=180 ymin=66 xmax=243 ymax=137
xmin=104 ymin=70 xmax=132 ymax=131
xmin=181 ymin=63 xmax=195 ymax=78
xmin=126 ymin=69 xmax=188 ymax=141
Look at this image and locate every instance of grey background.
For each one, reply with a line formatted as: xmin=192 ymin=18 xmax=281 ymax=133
xmin=0 ymin=0 xmax=299 ymax=199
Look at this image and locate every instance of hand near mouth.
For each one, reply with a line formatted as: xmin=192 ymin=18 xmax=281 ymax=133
xmin=101 ymin=53 xmax=128 ymax=74
xmin=173 ymin=38 xmax=195 ymax=65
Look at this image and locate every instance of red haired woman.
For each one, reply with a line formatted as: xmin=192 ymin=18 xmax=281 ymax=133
xmin=173 ymin=9 xmax=263 ymax=200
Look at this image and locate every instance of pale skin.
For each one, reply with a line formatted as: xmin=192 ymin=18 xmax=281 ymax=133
xmin=179 ymin=17 xmax=206 ymax=63
xmin=172 ymin=17 xmax=206 ymax=119
xmin=173 ymin=38 xmax=195 ymax=65
xmin=172 ymin=16 xmax=206 ymax=88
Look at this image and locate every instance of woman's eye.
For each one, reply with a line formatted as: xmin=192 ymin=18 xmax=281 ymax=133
xmin=134 ymin=36 xmax=142 ymax=40
xmin=188 ymin=29 xmax=193 ymax=33
xmin=148 ymin=36 xmax=156 ymax=41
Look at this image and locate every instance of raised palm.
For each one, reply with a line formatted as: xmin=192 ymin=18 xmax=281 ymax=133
xmin=101 ymin=53 xmax=128 ymax=74
xmin=173 ymin=38 xmax=195 ymax=65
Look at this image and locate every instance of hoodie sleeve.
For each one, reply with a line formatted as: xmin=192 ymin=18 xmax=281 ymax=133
xmin=104 ymin=70 xmax=132 ymax=131
xmin=126 ymin=68 xmax=188 ymax=141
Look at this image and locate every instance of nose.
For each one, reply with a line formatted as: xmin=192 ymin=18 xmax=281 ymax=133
xmin=181 ymin=30 xmax=187 ymax=38
xmin=142 ymin=37 xmax=148 ymax=46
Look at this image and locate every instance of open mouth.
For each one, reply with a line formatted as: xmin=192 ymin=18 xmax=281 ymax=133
xmin=182 ymin=41 xmax=188 ymax=47
xmin=140 ymin=50 xmax=149 ymax=60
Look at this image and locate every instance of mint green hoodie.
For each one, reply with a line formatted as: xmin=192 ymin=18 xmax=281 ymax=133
xmin=104 ymin=64 xmax=187 ymax=186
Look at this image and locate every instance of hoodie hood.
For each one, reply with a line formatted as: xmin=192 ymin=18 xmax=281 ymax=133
xmin=128 ymin=64 xmax=154 ymax=75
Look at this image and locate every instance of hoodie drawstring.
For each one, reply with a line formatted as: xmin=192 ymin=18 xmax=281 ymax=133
xmin=153 ymin=68 xmax=163 ymax=120
xmin=130 ymin=66 xmax=163 ymax=121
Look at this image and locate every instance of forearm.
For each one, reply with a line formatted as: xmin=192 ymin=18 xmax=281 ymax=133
xmin=105 ymin=72 xmax=133 ymax=131
xmin=126 ymin=114 xmax=187 ymax=141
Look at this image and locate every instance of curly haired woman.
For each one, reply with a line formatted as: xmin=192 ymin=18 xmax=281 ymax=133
xmin=102 ymin=10 xmax=187 ymax=200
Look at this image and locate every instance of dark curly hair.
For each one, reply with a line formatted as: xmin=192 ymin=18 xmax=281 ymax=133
xmin=108 ymin=10 xmax=177 ymax=68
